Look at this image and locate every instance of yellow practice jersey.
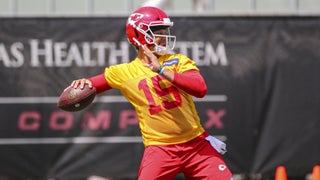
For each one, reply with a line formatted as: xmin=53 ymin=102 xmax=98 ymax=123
xmin=104 ymin=53 xmax=205 ymax=146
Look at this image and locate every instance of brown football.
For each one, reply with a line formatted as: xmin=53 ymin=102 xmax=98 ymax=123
xmin=57 ymin=85 xmax=96 ymax=112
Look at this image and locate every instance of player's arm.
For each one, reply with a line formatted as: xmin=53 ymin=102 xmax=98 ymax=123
xmin=161 ymin=69 xmax=207 ymax=98
xmin=88 ymin=74 xmax=112 ymax=94
xmin=141 ymin=45 xmax=207 ymax=97
xmin=71 ymin=73 xmax=111 ymax=94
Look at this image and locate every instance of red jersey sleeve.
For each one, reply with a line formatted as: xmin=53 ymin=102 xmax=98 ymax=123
xmin=172 ymin=70 xmax=207 ymax=98
xmin=89 ymin=73 xmax=112 ymax=94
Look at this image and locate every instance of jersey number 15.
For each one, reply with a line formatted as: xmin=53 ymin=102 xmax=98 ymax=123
xmin=138 ymin=75 xmax=182 ymax=115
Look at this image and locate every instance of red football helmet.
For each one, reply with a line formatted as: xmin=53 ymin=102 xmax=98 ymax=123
xmin=126 ymin=6 xmax=176 ymax=54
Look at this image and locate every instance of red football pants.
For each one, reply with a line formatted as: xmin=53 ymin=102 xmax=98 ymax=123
xmin=138 ymin=133 xmax=233 ymax=180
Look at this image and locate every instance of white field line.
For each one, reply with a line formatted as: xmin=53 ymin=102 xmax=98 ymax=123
xmin=0 ymin=95 xmax=227 ymax=104
xmin=0 ymin=136 xmax=143 ymax=145
xmin=0 ymin=135 xmax=227 ymax=145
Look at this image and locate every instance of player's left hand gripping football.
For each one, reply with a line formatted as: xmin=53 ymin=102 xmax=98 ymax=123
xmin=142 ymin=45 xmax=161 ymax=72
xmin=70 ymin=78 xmax=93 ymax=90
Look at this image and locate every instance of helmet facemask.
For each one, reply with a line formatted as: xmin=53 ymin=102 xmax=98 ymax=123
xmin=149 ymin=26 xmax=176 ymax=55
xmin=140 ymin=24 xmax=176 ymax=55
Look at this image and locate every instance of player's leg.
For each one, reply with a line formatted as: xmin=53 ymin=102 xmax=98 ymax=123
xmin=181 ymin=135 xmax=233 ymax=180
xmin=138 ymin=145 xmax=181 ymax=180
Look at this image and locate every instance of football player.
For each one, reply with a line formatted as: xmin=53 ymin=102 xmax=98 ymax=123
xmin=71 ymin=6 xmax=233 ymax=180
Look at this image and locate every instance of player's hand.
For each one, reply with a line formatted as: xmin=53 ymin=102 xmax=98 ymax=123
xmin=142 ymin=45 xmax=161 ymax=72
xmin=70 ymin=78 xmax=92 ymax=90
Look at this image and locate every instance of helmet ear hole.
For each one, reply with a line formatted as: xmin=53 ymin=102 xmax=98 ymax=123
xmin=134 ymin=29 xmax=139 ymax=38
xmin=145 ymin=36 xmax=153 ymax=44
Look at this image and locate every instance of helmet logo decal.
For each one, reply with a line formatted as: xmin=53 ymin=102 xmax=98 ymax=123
xmin=128 ymin=13 xmax=144 ymax=26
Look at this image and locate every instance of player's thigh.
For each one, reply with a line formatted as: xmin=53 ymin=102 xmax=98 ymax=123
xmin=185 ymin=155 xmax=232 ymax=180
xmin=138 ymin=145 xmax=181 ymax=180
xmin=183 ymin=139 xmax=232 ymax=180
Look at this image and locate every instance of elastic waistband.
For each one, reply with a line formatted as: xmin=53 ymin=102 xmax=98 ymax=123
xmin=199 ymin=131 xmax=209 ymax=139
xmin=186 ymin=131 xmax=209 ymax=144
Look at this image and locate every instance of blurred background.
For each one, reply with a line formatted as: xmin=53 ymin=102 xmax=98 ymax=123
xmin=1 ymin=0 xmax=320 ymax=16
xmin=0 ymin=0 xmax=320 ymax=180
